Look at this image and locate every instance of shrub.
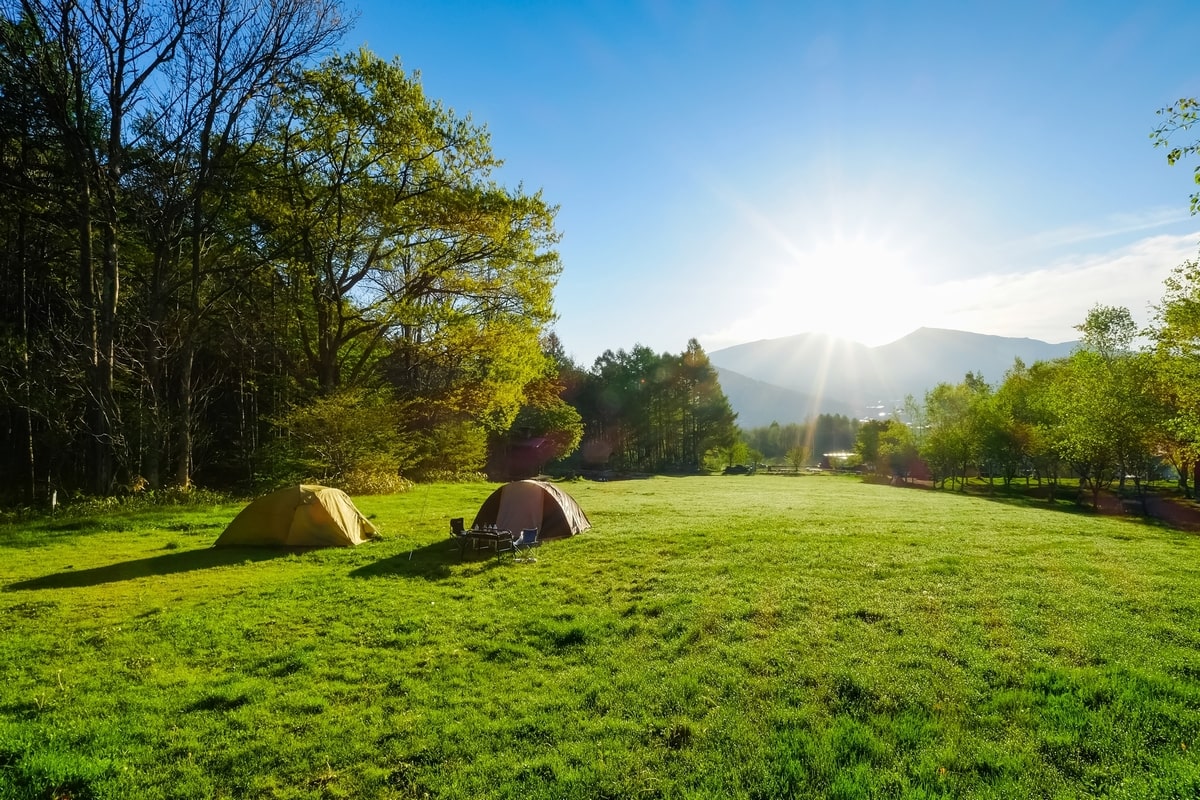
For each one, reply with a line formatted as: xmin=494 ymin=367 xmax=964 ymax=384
xmin=272 ymin=390 xmax=412 ymax=487
xmin=340 ymin=467 xmax=415 ymax=495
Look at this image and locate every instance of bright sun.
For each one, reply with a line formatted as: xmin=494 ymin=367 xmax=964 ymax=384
xmin=758 ymin=232 xmax=922 ymax=346
xmin=696 ymin=176 xmax=941 ymax=351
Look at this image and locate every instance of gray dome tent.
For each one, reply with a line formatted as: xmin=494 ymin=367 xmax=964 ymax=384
xmin=472 ymin=480 xmax=591 ymax=539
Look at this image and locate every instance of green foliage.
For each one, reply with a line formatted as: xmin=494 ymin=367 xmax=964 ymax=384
xmin=707 ymin=438 xmax=749 ymax=471
xmin=509 ymin=398 xmax=584 ymax=459
xmin=529 ymin=342 xmax=585 ymax=458
xmin=921 ymin=377 xmax=985 ymax=489
xmin=986 ymin=358 xmax=1038 ymax=486
xmin=492 ymin=337 xmax=585 ymax=476
xmin=255 ymin=49 xmax=560 ymax=404
xmin=3 ymin=477 xmax=1200 ymax=798
xmin=1075 ymin=303 xmax=1138 ymax=358
xmin=855 ymin=418 xmax=918 ymax=479
xmin=854 ymin=419 xmax=886 ymax=470
xmin=1150 ymin=258 xmax=1200 ymax=479
xmin=1049 ymin=321 xmax=1162 ymax=502
xmin=576 ymin=339 xmax=737 ymax=472
xmin=743 ymin=415 xmax=859 ymax=463
xmin=785 ymin=444 xmax=807 ymax=469
xmin=271 ymin=389 xmax=411 ymax=491
xmin=1156 ymin=258 xmax=1200 ymax=354
xmin=1006 ymin=359 xmax=1067 ymax=492
xmin=401 ymin=415 xmax=489 ymax=482
xmin=898 ymin=299 xmax=1175 ymax=506
xmin=878 ymin=420 xmax=919 ymax=480
xmin=1153 ymin=97 xmax=1200 ymax=213
xmin=340 ymin=469 xmax=415 ymax=496
xmin=0 ymin=22 xmax=563 ymax=499
xmin=384 ymin=311 xmax=557 ymax=483
xmin=900 ymin=312 xmax=1168 ymax=504
xmin=701 ymin=447 xmax=727 ymax=473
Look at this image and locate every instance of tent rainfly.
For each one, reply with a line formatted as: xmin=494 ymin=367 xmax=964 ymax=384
xmin=214 ymin=485 xmax=378 ymax=547
xmin=471 ymin=479 xmax=591 ymax=539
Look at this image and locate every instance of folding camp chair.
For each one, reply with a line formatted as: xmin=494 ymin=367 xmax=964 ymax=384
xmin=511 ymin=527 xmax=540 ymax=562
xmin=449 ymin=517 xmax=468 ymax=556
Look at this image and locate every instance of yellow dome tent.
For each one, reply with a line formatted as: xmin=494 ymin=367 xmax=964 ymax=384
xmin=214 ymin=485 xmax=378 ymax=547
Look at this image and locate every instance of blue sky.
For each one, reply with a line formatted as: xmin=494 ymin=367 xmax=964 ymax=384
xmin=349 ymin=0 xmax=1200 ymax=365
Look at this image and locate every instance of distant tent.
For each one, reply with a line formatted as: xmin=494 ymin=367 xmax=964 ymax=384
xmin=214 ymin=485 xmax=378 ymax=547
xmin=472 ymin=479 xmax=591 ymax=539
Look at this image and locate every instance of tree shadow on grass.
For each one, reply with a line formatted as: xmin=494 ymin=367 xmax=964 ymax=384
xmin=349 ymin=537 xmax=516 ymax=581
xmin=4 ymin=547 xmax=292 ymax=591
xmin=888 ymin=479 xmax=1200 ymax=535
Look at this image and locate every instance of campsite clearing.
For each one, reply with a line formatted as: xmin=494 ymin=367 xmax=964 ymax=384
xmin=2 ymin=476 xmax=1199 ymax=799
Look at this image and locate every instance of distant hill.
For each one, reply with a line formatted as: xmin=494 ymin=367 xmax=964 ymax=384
xmin=869 ymin=328 xmax=1078 ymax=402
xmin=710 ymin=327 xmax=1076 ymax=424
xmin=715 ymin=367 xmax=857 ymax=428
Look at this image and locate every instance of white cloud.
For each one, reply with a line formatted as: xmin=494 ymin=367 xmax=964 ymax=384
xmin=924 ymin=231 xmax=1200 ymax=341
xmin=1005 ymin=208 xmax=1194 ymax=252
xmin=700 ymin=231 xmax=1200 ymax=351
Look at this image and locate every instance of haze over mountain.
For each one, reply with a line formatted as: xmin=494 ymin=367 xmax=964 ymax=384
xmin=713 ymin=368 xmax=857 ymax=429
xmin=710 ymin=328 xmax=1077 ymax=425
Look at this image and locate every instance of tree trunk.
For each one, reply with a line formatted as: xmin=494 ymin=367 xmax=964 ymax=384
xmin=75 ymin=176 xmax=111 ymax=495
xmin=175 ymin=345 xmax=194 ymax=488
xmin=95 ymin=209 xmax=120 ymax=494
xmin=17 ymin=202 xmax=35 ymax=503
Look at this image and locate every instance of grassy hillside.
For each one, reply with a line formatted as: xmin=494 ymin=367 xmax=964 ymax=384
xmin=2 ymin=477 xmax=1199 ymax=799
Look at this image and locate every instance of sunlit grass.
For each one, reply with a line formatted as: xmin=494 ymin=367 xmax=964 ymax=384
xmin=2 ymin=476 xmax=1199 ymax=798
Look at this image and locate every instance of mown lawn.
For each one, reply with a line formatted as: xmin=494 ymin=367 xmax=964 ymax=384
xmin=2 ymin=476 xmax=1199 ymax=799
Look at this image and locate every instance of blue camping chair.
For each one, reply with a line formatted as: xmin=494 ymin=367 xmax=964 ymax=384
xmin=499 ymin=527 xmax=539 ymax=562
xmin=511 ymin=527 xmax=540 ymax=562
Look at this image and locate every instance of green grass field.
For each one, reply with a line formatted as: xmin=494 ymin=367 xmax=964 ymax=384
xmin=2 ymin=476 xmax=1199 ymax=799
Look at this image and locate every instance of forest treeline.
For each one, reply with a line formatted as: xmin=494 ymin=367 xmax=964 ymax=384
xmin=734 ymin=414 xmax=859 ymax=468
xmin=0 ymin=0 xmax=738 ymax=504
xmin=734 ymin=285 xmax=1200 ymax=509
xmin=6 ymin=0 xmax=1199 ymax=507
xmin=850 ymin=295 xmax=1200 ymax=507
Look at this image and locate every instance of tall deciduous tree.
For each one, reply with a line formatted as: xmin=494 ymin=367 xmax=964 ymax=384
xmin=921 ymin=375 xmax=985 ymax=490
xmin=164 ymin=0 xmax=345 ymax=488
xmin=7 ymin=0 xmax=197 ymax=492
xmin=855 ymin=418 xmax=916 ymax=481
xmin=1050 ymin=306 xmax=1159 ymax=506
xmin=253 ymin=50 xmax=561 ymax=478
xmin=0 ymin=5 xmax=578 ymax=498
xmin=1149 ymin=257 xmax=1200 ymax=495
xmin=0 ymin=12 xmax=79 ymax=502
xmin=0 ymin=0 xmax=345 ymax=493
xmin=990 ymin=358 xmax=1047 ymax=488
xmin=785 ymin=444 xmax=807 ymax=470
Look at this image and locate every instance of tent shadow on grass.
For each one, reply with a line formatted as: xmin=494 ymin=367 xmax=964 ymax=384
xmin=4 ymin=547 xmax=290 ymax=591
xmin=349 ymin=538 xmax=514 ymax=581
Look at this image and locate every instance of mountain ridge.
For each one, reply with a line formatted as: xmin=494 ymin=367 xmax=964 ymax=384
xmin=709 ymin=327 xmax=1077 ymax=426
